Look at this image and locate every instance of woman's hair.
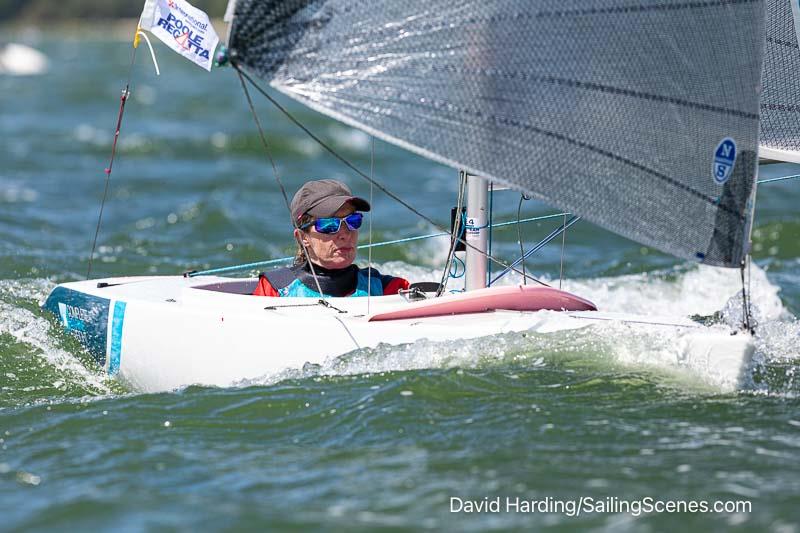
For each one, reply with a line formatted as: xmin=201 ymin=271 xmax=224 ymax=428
xmin=292 ymin=213 xmax=314 ymax=266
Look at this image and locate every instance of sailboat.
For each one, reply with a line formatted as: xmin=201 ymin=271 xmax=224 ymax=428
xmin=43 ymin=0 xmax=794 ymax=392
xmin=0 ymin=43 xmax=49 ymax=76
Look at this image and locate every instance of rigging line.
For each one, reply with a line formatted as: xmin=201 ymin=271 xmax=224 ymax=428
xmin=234 ymin=66 xmax=548 ymax=287
xmin=186 ymin=212 xmax=573 ymax=277
xmin=317 ymin=299 xmax=348 ymax=314
xmin=87 ymin=41 xmax=139 ymax=279
xmin=747 ymin=254 xmax=753 ymax=333
xmin=449 ymin=172 xmax=467 ymax=293
xmin=491 ymin=215 xmax=581 ymax=285
xmin=264 ymin=302 xmax=323 ymax=310
xmin=334 ymin=315 xmax=361 ymax=349
xmin=517 ymin=195 xmax=526 ymax=286
xmin=234 ymin=66 xmax=325 ymax=298
xmin=740 ymin=260 xmax=754 ymax=333
xmin=235 ymin=66 xmax=362 ymax=348
xmin=559 ymin=213 xmax=567 ymax=290
xmin=437 ymin=171 xmax=466 ymax=296
xmin=264 ymin=299 xmax=347 ymax=313
xmin=487 ymin=182 xmax=493 ymax=285
xmin=757 ymin=173 xmax=800 ymax=184
xmin=367 ymin=135 xmax=374 ymax=314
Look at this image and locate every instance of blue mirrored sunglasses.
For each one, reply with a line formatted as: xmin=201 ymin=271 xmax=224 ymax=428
xmin=301 ymin=212 xmax=363 ymax=234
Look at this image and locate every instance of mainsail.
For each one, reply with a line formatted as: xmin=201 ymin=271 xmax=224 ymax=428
xmin=227 ymin=0 xmax=765 ymax=268
xmin=761 ymin=0 xmax=800 ymax=163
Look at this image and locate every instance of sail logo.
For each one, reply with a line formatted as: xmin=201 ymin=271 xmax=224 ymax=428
xmin=713 ymin=137 xmax=737 ymax=185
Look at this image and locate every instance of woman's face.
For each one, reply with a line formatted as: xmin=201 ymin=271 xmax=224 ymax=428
xmin=295 ymin=203 xmax=359 ymax=269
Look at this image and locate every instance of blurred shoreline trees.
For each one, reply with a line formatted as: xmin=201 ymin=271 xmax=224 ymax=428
xmin=0 ymin=0 xmax=229 ymax=22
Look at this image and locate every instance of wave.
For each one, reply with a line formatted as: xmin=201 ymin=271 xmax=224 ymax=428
xmin=237 ymin=262 xmax=798 ymax=395
xmin=0 ymin=279 xmax=118 ymax=408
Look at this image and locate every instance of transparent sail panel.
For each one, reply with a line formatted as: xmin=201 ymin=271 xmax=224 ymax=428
xmin=229 ymin=0 xmax=764 ymax=267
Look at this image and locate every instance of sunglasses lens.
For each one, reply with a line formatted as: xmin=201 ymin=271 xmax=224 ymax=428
xmin=315 ymin=218 xmax=342 ymax=234
xmin=345 ymin=213 xmax=363 ymax=230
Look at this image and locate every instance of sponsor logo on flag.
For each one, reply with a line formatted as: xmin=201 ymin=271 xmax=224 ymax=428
xmin=139 ymin=0 xmax=219 ymax=71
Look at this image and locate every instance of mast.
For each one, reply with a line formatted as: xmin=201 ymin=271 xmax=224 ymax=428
xmin=464 ymin=172 xmax=489 ymax=291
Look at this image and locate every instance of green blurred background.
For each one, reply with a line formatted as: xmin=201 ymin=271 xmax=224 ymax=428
xmin=0 ymin=0 xmax=229 ymax=22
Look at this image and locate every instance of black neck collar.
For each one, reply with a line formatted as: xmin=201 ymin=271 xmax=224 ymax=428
xmin=292 ymin=262 xmax=358 ymax=296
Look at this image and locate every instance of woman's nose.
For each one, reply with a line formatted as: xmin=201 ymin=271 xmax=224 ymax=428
xmin=337 ymin=224 xmax=356 ymax=238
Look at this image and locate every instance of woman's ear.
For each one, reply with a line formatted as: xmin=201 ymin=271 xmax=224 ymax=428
xmin=293 ymin=228 xmax=308 ymax=247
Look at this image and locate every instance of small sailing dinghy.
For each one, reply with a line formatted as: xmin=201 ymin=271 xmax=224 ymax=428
xmin=0 ymin=43 xmax=48 ymax=76
xmin=45 ymin=0 xmax=800 ymax=392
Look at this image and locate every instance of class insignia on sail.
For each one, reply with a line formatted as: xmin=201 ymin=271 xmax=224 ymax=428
xmin=713 ymin=138 xmax=737 ymax=186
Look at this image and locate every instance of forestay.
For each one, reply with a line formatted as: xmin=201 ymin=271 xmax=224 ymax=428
xmin=227 ymin=0 xmax=765 ymax=267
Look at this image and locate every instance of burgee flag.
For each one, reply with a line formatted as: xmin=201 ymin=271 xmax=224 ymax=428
xmin=139 ymin=0 xmax=219 ymax=71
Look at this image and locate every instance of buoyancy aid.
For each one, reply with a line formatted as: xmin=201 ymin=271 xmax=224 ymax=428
xmin=252 ymin=262 xmax=409 ymax=297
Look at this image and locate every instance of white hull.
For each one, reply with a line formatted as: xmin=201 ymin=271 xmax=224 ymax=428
xmin=44 ymin=276 xmax=754 ymax=392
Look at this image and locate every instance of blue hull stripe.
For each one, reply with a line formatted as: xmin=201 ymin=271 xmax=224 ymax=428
xmin=58 ymin=302 xmax=69 ymax=327
xmin=108 ymin=301 xmax=126 ymax=375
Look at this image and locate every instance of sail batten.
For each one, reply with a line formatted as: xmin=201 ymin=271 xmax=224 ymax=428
xmin=229 ymin=0 xmax=765 ymax=267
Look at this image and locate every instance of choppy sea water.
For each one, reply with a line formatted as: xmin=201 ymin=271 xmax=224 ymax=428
xmin=1 ymin=31 xmax=799 ymax=531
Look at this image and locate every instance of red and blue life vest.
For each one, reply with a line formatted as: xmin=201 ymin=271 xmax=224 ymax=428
xmin=252 ymin=262 xmax=409 ymax=297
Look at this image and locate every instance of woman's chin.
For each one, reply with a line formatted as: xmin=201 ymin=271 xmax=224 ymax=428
xmin=320 ymin=255 xmax=354 ymax=269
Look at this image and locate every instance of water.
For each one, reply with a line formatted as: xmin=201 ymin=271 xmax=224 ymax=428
xmin=1 ymin=31 xmax=799 ymax=531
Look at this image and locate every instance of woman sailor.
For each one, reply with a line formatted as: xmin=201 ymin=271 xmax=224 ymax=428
xmin=253 ymin=179 xmax=410 ymax=297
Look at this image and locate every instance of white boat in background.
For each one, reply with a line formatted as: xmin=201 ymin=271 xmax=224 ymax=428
xmin=43 ymin=0 xmax=800 ymax=392
xmin=0 ymin=43 xmax=48 ymax=76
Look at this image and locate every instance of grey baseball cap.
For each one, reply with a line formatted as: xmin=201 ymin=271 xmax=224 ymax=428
xmin=290 ymin=179 xmax=371 ymax=222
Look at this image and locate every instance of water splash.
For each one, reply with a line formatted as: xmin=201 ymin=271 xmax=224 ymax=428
xmin=238 ymin=262 xmax=796 ymax=394
xmin=0 ymin=279 xmax=117 ymax=407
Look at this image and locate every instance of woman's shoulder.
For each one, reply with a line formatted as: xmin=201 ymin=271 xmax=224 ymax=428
xmin=262 ymin=266 xmax=300 ymax=288
xmin=358 ymin=266 xmax=410 ymax=294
